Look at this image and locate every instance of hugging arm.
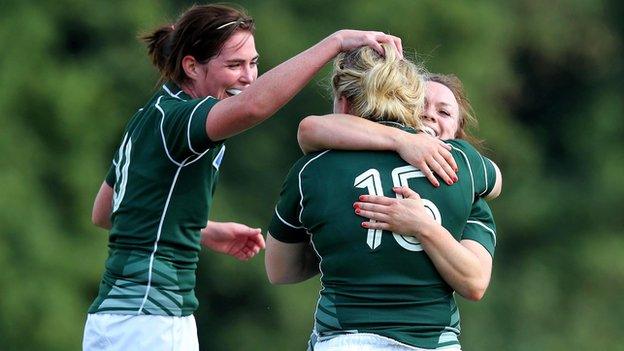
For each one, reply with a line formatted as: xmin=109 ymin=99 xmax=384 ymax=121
xmin=297 ymin=114 xmax=458 ymax=187
xmin=355 ymin=187 xmax=493 ymax=301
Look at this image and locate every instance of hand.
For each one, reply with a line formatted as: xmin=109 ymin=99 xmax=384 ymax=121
xmin=201 ymin=222 xmax=266 ymax=261
xmin=332 ymin=30 xmax=403 ymax=59
xmin=354 ymin=186 xmax=437 ymax=237
xmin=397 ymin=133 xmax=458 ymax=187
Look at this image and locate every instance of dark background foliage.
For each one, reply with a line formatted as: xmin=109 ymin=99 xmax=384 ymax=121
xmin=0 ymin=1 xmax=622 ymax=350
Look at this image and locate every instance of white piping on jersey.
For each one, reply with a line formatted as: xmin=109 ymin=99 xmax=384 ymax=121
xmin=292 ymin=151 xmax=332 ymax=335
xmin=134 ymin=147 xmax=209 ymax=314
xmin=186 ymin=96 xmax=210 ymax=155
xmin=308 ymin=232 xmax=330 ymax=336
xmin=297 ymin=150 xmax=331 ymax=224
xmin=187 ymin=96 xmax=216 ymax=155
xmin=448 ymin=144 xmax=475 ymax=198
xmin=466 ymin=220 xmax=497 ymax=246
xmin=184 ymin=148 xmax=212 ymax=167
xmin=479 ymin=155 xmax=489 ymax=196
xmin=156 ymin=96 xmax=184 ymax=166
xmin=137 ymin=159 xmax=187 ymax=315
xmin=136 ymin=89 xmax=218 ymax=314
xmin=162 ymin=84 xmax=186 ymax=100
xmin=274 ymin=206 xmax=305 ymax=229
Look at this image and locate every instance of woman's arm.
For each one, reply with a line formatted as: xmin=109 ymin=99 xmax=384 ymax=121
xmin=354 ymin=186 xmax=492 ymax=301
xmin=297 ymin=114 xmax=458 ymax=187
xmin=265 ymin=233 xmax=320 ymax=284
xmin=206 ymin=30 xmax=403 ymax=141
xmin=92 ymin=181 xmax=113 ymax=230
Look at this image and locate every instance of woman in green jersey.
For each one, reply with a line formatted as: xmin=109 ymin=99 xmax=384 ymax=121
xmin=266 ymin=45 xmax=501 ymax=350
xmin=83 ymin=4 xmax=418 ymax=351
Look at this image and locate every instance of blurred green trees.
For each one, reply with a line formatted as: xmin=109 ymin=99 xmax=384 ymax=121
xmin=0 ymin=0 xmax=622 ymax=350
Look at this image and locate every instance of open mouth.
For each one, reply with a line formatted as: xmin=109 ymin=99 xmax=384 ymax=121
xmin=225 ymin=88 xmax=242 ymax=97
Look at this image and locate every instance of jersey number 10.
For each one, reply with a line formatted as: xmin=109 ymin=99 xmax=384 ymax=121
xmin=354 ymin=166 xmax=441 ymax=252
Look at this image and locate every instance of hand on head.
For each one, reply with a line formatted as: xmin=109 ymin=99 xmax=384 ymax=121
xmin=333 ymin=30 xmax=403 ymax=59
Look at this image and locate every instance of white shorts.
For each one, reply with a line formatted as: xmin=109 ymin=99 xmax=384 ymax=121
xmin=82 ymin=313 xmax=199 ymax=351
xmin=313 ymin=333 xmax=461 ymax=351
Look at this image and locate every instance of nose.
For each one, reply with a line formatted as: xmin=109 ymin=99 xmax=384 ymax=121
xmin=239 ymin=65 xmax=255 ymax=84
xmin=421 ymin=106 xmax=437 ymax=122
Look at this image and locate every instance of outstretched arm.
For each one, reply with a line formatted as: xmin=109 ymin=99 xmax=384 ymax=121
xmin=201 ymin=221 xmax=266 ymax=261
xmin=297 ymin=114 xmax=458 ymax=187
xmin=206 ymin=30 xmax=403 ymax=141
xmin=354 ymin=187 xmax=492 ymax=301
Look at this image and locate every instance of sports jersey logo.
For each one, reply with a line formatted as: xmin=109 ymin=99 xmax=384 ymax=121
xmin=212 ymin=145 xmax=226 ymax=170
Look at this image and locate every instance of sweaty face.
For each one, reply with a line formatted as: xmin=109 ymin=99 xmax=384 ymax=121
xmin=195 ymin=30 xmax=258 ymax=100
xmin=421 ymin=81 xmax=460 ymax=140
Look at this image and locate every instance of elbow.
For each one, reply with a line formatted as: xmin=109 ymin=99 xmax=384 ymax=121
xmin=91 ymin=212 xmax=110 ymax=230
xmin=297 ymin=116 xmax=322 ymax=153
xmin=267 ymin=273 xmax=288 ymax=285
xmin=91 ymin=213 xmax=103 ymax=227
xmin=265 ymin=257 xmax=290 ymax=285
xmin=462 ymin=287 xmax=486 ymax=301
xmin=459 ymin=280 xmax=489 ymax=301
xmin=266 ymin=269 xmax=294 ymax=285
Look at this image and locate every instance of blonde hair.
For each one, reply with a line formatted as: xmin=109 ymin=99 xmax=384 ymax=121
xmin=331 ymin=44 xmax=426 ymax=129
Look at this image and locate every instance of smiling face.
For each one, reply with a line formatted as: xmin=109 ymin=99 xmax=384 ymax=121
xmin=191 ymin=30 xmax=258 ymax=99
xmin=421 ymin=81 xmax=460 ymax=140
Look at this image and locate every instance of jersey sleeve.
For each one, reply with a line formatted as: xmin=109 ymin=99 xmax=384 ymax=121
xmin=447 ymin=139 xmax=498 ymax=198
xmin=268 ymin=157 xmax=311 ymax=243
xmin=105 ymin=163 xmax=116 ymax=187
xmin=160 ymin=96 xmax=221 ymax=161
xmin=461 ymin=198 xmax=497 ymax=257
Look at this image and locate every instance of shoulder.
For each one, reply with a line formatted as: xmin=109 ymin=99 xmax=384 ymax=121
xmin=446 ymin=139 xmax=479 ymax=155
xmin=294 ymin=150 xmax=332 ymax=169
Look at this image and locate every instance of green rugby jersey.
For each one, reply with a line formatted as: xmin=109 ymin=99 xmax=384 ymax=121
xmin=268 ymin=125 xmax=498 ymax=349
xmin=89 ymin=83 xmax=225 ymax=317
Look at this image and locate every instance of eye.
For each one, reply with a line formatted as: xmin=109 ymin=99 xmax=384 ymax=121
xmin=250 ymin=60 xmax=258 ymax=67
xmin=439 ymin=110 xmax=450 ymax=117
xmin=227 ymin=63 xmax=241 ymax=69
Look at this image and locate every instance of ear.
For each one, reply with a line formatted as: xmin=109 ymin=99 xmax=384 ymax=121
xmin=182 ymin=55 xmax=200 ymax=81
xmin=334 ymin=96 xmax=351 ymax=114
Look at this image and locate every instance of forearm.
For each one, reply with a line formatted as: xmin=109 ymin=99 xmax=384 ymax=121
xmin=415 ymin=224 xmax=492 ymax=301
xmin=298 ymin=114 xmax=405 ymax=154
xmin=200 ymin=220 xmax=220 ymax=244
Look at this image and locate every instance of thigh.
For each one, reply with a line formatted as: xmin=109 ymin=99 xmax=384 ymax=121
xmin=83 ymin=313 xmax=198 ymax=351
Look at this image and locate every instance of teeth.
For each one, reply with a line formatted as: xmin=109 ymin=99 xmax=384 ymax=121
xmin=226 ymin=88 xmax=242 ymax=96
xmin=421 ymin=126 xmax=437 ymax=137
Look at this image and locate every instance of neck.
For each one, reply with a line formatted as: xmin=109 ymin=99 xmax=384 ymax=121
xmin=179 ymin=82 xmax=201 ymax=99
